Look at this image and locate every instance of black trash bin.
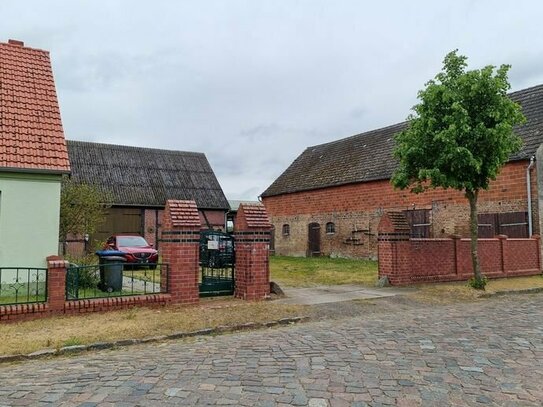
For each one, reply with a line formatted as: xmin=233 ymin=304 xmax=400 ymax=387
xmin=96 ymin=250 xmax=126 ymax=292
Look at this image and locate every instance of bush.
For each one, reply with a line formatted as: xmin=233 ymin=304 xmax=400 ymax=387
xmin=65 ymin=252 xmax=100 ymax=290
xmin=468 ymin=275 xmax=488 ymax=290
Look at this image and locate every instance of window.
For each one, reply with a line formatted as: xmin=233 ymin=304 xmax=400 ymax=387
xmin=282 ymin=224 xmax=290 ymax=236
xmin=326 ymin=222 xmax=336 ymax=234
xmin=478 ymin=212 xmax=528 ymax=238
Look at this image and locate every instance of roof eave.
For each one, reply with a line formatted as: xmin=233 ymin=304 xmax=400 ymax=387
xmin=0 ymin=166 xmax=70 ymax=176
xmin=261 ymin=156 xmax=534 ymax=198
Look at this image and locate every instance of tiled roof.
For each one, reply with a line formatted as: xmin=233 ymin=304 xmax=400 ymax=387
xmin=0 ymin=39 xmax=70 ymax=173
xmin=67 ymin=140 xmax=230 ymax=209
xmin=262 ymin=84 xmax=543 ymax=197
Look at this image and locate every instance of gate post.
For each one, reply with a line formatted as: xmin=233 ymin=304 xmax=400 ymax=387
xmin=46 ymin=255 xmax=68 ymax=314
xmin=377 ymin=212 xmax=411 ymax=285
xmin=160 ymin=200 xmax=200 ymax=304
xmin=233 ymin=203 xmax=272 ymax=300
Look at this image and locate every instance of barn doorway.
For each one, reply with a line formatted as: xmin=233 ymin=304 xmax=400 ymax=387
xmin=308 ymin=223 xmax=321 ymax=257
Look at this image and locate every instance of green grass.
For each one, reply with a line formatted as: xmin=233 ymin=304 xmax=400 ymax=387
xmin=270 ymin=255 xmax=378 ymax=287
xmin=0 ymin=282 xmax=47 ymax=305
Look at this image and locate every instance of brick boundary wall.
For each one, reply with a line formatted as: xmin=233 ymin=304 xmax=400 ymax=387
xmin=378 ymin=212 xmax=542 ymax=286
xmin=0 ymin=200 xmax=274 ymax=322
xmin=0 ymin=256 xmax=172 ymax=323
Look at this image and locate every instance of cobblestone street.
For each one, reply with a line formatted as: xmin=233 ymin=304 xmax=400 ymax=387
xmin=1 ymin=295 xmax=542 ymax=406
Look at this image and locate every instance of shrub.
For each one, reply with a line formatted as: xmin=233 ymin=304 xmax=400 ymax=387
xmin=468 ymin=275 xmax=488 ymax=290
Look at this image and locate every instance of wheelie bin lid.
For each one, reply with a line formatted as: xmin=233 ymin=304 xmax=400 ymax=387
xmin=95 ymin=250 xmax=126 ymax=257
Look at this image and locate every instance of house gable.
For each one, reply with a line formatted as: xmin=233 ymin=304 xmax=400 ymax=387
xmin=0 ymin=39 xmax=70 ymax=174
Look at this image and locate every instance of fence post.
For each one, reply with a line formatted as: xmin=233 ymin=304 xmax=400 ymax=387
xmin=46 ymin=255 xmax=68 ymax=314
xmin=233 ymin=203 xmax=272 ymax=300
xmin=159 ymin=200 xmax=200 ymax=304
xmin=377 ymin=212 xmax=411 ymax=285
xmin=497 ymin=234 xmax=507 ymax=275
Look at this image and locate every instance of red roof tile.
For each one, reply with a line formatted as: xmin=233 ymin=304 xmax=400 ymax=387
xmin=167 ymin=200 xmax=201 ymax=227
xmin=239 ymin=203 xmax=271 ymax=228
xmin=0 ymin=39 xmax=70 ymax=173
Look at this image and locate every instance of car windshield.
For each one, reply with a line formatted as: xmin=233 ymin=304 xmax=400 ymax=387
xmin=117 ymin=236 xmax=149 ymax=247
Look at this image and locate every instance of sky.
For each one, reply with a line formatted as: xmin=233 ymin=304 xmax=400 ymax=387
xmin=1 ymin=1 xmax=543 ymax=200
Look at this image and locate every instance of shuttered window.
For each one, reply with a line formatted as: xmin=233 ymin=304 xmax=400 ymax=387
xmin=404 ymin=209 xmax=431 ymax=238
xmin=478 ymin=212 xmax=528 ymax=238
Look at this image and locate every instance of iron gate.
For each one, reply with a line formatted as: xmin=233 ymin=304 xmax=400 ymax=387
xmin=199 ymin=230 xmax=235 ymax=297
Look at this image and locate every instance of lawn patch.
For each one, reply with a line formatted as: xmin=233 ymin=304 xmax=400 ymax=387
xmin=270 ymin=256 xmax=377 ymax=287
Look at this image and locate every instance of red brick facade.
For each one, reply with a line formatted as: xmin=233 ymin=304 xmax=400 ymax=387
xmin=263 ymin=161 xmax=538 ymax=259
xmin=377 ymin=212 xmax=541 ymax=285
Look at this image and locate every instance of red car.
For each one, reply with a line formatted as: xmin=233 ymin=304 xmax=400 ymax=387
xmin=105 ymin=234 xmax=158 ymax=268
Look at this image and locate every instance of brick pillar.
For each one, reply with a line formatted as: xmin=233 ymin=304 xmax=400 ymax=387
xmin=46 ymin=255 xmax=68 ymax=313
xmin=452 ymin=234 xmax=461 ymax=275
xmin=160 ymin=200 xmax=200 ymax=305
xmin=497 ymin=234 xmax=508 ymax=275
xmin=377 ymin=212 xmax=411 ymax=285
xmin=234 ymin=203 xmax=272 ymax=300
xmin=534 ymin=235 xmax=542 ymax=271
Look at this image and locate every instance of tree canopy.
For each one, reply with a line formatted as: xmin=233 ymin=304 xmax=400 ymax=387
xmin=392 ymin=50 xmax=525 ymax=195
xmin=59 ymin=177 xmax=111 ymax=243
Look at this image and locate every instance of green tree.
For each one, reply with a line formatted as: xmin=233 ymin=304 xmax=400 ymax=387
xmin=391 ymin=51 xmax=525 ymax=289
xmin=59 ymin=177 xmax=110 ymax=253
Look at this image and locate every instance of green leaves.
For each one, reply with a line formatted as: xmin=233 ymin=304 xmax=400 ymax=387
xmin=392 ymin=50 xmax=525 ymax=195
xmin=59 ymin=177 xmax=112 ymax=241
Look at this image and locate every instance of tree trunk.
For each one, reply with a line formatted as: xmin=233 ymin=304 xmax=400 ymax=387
xmin=466 ymin=189 xmax=483 ymax=284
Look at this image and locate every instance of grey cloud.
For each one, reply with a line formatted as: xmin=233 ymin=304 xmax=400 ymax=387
xmin=2 ymin=0 xmax=543 ymax=199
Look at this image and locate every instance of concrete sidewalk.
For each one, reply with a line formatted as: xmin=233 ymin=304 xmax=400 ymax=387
xmin=275 ymin=284 xmax=410 ymax=305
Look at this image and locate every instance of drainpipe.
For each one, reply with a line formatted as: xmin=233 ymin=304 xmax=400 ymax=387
xmin=526 ymin=155 xmax=535 ymax=237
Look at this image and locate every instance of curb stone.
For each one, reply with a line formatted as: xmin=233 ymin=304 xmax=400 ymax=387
xmin=0 ymin=316 xmax=310 ymax=365
xmin=479 ymin=287 xmax=543 ymax=298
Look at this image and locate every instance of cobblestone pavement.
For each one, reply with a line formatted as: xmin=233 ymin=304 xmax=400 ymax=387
xmin=1 ymin=295 xmax=542 ymax=406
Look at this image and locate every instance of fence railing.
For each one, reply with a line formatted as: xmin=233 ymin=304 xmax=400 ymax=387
xmin=0 ymin=267 xmax=48 ymax=305
xmin=66 ymin=263 xmax=168 ymax=300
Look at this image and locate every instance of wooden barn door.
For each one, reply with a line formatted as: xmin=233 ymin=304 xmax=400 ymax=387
xmin=93 ymin=207 xmax=143 ymax=243
xmin=308 ymin=223 xmax=321 ymax=257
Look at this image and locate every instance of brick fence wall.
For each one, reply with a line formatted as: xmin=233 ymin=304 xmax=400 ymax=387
xmin=1 ymin=200 xmax=272 ymax=323
xmin=378 ymin=212 xmax=542 ymax=285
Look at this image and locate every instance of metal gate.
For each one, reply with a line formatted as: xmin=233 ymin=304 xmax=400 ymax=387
xmin=199 ymin=230 xmax=235 ymax=297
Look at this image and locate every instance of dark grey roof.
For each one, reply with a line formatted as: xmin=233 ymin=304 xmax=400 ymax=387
xmin=262 ymin=84 xmax=543 ymax=198
xmin=67 ymin=141 xmax=229 ymax=209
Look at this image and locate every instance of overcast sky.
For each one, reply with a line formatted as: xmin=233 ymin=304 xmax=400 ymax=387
xmin=1 ymin=1 xmax=543 ymax=200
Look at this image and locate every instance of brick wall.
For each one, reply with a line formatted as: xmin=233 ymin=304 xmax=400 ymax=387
xmin=263 ymin=161 xmax=539 ymax=258
xmin=377 ymin=212 xmax=541 ymax=286
xmin=1 ymin=201 xmax=270 ymax=323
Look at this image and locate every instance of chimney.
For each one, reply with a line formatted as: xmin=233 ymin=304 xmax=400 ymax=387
xmin=8 ymin=39 xmax=24 ymax=47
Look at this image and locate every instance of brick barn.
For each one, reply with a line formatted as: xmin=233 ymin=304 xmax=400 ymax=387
xmin=261 ymin=84 xmax=543 ymax=259
xmin=66 ymin=141 xmax=229 ymax=251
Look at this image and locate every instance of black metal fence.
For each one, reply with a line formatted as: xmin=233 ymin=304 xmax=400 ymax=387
xmin=66 ymin=263 xmax=168 ymax=300
xmin=0 ymin=267 xmax=48 ymax=305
